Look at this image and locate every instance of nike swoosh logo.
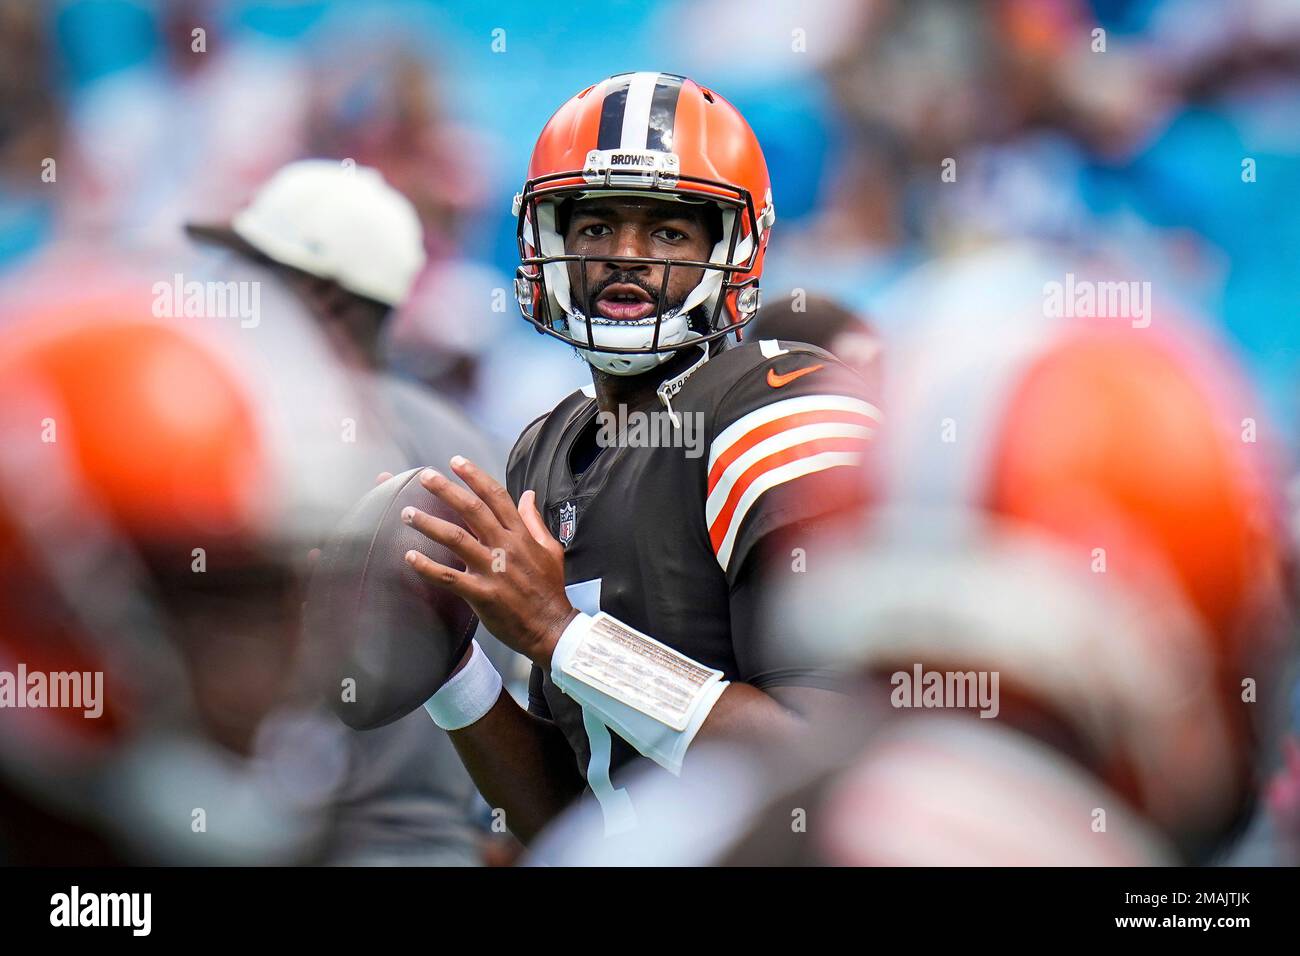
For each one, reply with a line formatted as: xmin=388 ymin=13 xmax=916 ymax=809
xmin=767 ymin=363 xmax=824 ymax=388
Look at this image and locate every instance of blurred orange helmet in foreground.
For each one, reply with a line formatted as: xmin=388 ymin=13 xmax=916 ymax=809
xmin=990 ymin=328 xmax=1280 ymax=653
xmin=0 ymin=298 xmax=267 ymax=766
xmin=883 ymin=310 xmax=1287 ymax=662
xmin=783 ymin=305 xmax=1291 ymax=856
xmin=0 ymin=264 xmax=381 ymax=861
xmin=1 ymin=309 xmax=267 ymax=550
xmin=0 ymin=269 xmax=376 ymax=563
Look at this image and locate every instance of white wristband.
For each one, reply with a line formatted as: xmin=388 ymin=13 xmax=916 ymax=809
xmin=550 ymin=612 xmax=728 ymax=775
xmin=423 ymin=640 xmax=503 ymax=730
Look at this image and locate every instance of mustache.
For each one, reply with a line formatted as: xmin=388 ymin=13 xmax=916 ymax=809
xmin=585 ymin=272 xmax=660 ymax=304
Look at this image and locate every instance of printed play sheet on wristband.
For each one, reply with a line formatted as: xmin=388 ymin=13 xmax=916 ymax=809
xmin=565 ymin=614 xmax=719 ymax=732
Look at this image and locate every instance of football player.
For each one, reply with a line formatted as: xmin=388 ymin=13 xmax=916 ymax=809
xmin=401 ymin=73 xmax=879 ymax=840
xmin=185 ymin=160 xmax=514 ymax=865
xmin=531 ymin=300 xmax=1294 ymax=866
xmin=0 ymin=269 xmax=379 ymax=863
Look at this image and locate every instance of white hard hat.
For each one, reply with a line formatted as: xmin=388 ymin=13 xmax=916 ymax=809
xmin=188 ymin=159 xmax=426 ymax=308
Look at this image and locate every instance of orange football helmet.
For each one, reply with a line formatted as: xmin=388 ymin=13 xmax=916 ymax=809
xmin=0 ymin=268 xmax=384 ymax=861
xmin=514 ymin=72 xmax=775 ymax=375
xmin=787 ymin=305 xmax=1291 ymax=857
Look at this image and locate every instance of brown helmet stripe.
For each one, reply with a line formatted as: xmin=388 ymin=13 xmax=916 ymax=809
xmin=596 ymin=72 xmax=685 ymax=152
xmin=646 ymin=73 xmax=684 ymax=151
xmin=596 ymin=74 xmax=632 ymax=150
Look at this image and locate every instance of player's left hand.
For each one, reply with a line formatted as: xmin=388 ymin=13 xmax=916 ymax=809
xmin=401 ymin=456 xmax=577 ymax=667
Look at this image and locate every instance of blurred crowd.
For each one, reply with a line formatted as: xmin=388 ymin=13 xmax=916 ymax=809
xmin=1 ymin=0 xmax=1299 ymax=866
xmin=3 ymin=0 xmax=1299 ymax=437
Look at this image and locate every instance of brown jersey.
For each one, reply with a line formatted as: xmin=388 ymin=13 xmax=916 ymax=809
xmin=506 ymin=339 xmax=878 ymax=807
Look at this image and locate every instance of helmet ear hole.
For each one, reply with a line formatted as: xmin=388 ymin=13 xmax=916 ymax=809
xmin=705 ymin=205 xmax=724 ymax=246
xmin=554 ymin=199 xmax=575 ymax=239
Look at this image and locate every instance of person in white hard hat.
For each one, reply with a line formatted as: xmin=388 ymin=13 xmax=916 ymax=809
xmin=185 ymin=159 xmax=520 ymax=866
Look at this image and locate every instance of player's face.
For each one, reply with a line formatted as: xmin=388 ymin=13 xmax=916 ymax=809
xmin=563 ymin=196 xmax=713 ymax=323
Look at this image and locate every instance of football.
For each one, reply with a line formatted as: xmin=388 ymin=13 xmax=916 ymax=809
xmin=303 ymin=467 xmax=479 ymax=730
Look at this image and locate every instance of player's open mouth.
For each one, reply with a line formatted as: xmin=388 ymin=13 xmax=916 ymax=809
xmin=595 ymin=283 xmax=656 ymax=322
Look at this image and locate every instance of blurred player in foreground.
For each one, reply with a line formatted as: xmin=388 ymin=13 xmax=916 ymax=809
xmin=530 ymin=296 xmax=1295 ymax=865
xmin=0 ymin=267 xmax=380 ymax=863
xmin=185 ymin=160 xmax=516 ymax=865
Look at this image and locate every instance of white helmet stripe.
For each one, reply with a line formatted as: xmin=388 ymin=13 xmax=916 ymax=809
xmin=619 ymin=72 xmax=660 ymax=151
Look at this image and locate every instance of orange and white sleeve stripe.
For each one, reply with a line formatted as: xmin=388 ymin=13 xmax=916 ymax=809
xmin=706 ymin=393 xmax=880 ymax=571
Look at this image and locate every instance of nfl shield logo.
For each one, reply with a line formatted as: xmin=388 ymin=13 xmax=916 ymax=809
xmin=558 ymin=501 xmax=577 ymax=547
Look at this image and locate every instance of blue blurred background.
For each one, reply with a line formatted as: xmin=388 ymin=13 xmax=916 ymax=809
xmin=2 ymin=0 xmax=1298 ymax=446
